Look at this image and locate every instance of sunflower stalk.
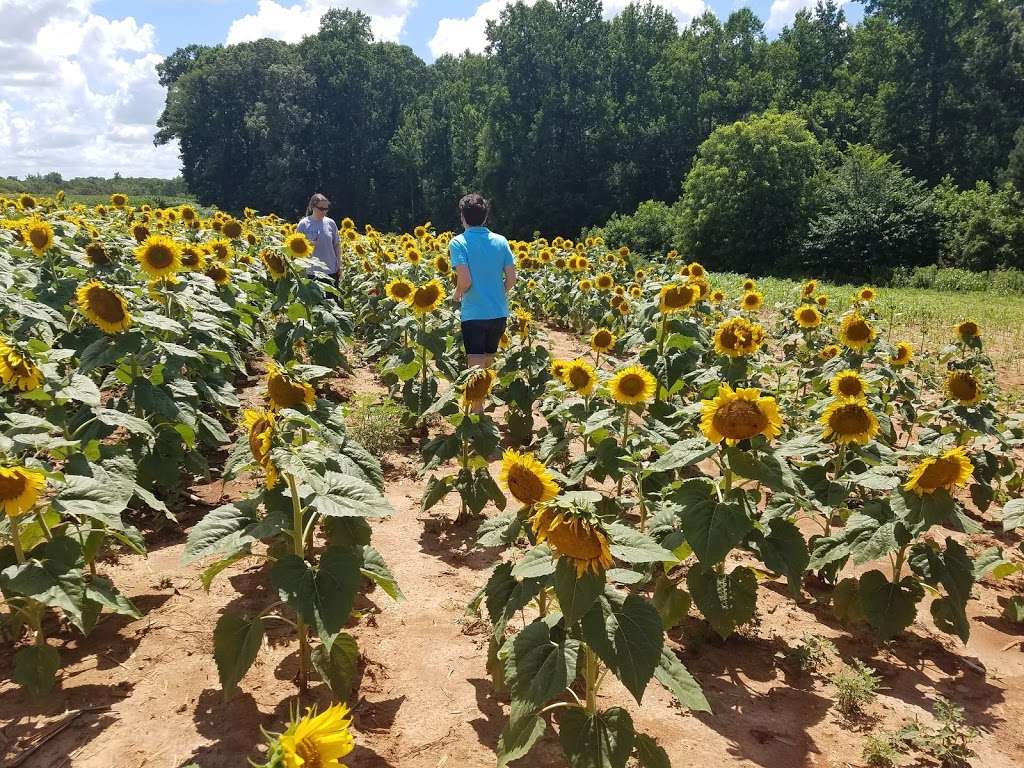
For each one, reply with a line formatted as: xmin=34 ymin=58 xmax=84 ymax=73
xmin=285 ymin=472 xmax=310 ymax=690
xmin=9 ymin=514 xmax=25 ymax=565
xmin=583 ymin=644 xmax=601 ymax=713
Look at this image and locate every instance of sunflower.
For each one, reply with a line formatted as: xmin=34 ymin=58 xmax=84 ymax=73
xmin=0 ymin=338 xmax=42 ymax=392
xmin=242 ymin=408 xmax=278 ymax=488
xmin=18 ymin=194 xmax=36 ymax=210
xmin=956 ymin=320 xmax=980 ymax=341
xmin=462 ymin=368 xmax=496 ymax=410
xmin=659 ymin=283 xmax=699 ymax=314
xmin=285 ymin=232 xmax=313 ymax=259
xmin=608 ymin=364 xmax=656 ymax=405
xmin=500 ymin=449 xmax=559 ymax=507
xmin=857 ymin=287 xmax=876 ymax=302
xmin=710 ymin=290 xmax=725 ymax=304
xmin=802 ymin=279 xmax=817 ymax=297
xmin=85 ymin=241 xmax=110 ymax=266
xmin=110 ymin=193 xmax=128 ymax=208
xmin=23 ymin=218 xmax=54 ymax=256
xmin=830 ymin=370 xmax=869 ymax=399
xmin=341 ymin=217 xmax=355 ymax=231
xmin=0 ymin=465 xmax=45 ymax=518
xmin=596 ymin=273 xmax=614 ymax=291
xmin=820 ymin=344 xmax=841 ymax=361
xmin=385 ymin=278 xmax=414 ymax=303
xmin=634 ymin=269 xmax=647 ymax=283
xmin=179 ymin=205 xmax=196 ymax=222
xmin=742 ymin=279 xmax=756 ymax=291
xmin=205 ymin=263 xmax=231 ymax=285
xmin=261 ymin=248 xmax=288 ymax=279
xmin=405 ymin=247 xmax=422 ymax=265
xmin=433 ymin=255 xmax=451 ymax=274
xmin=838 ymin=312 xmax=876 ymax=351
xmin=132 ymin=223 xmax=150 ymax=243
xmin=816 ymin=294 xmax=829 ymax=308
xmin=687 ymin=262 xmax=706 ymax=279
xmin=903 ymin=446 xmax=973 ymax=497
xmin=410 ymin=279 xmax=446 ymax=314
xmin=180 ymin=245 xmax=206 ymax=271
xmin=820 ymin=399 xmax=879 ymax=445
xmin=713 ymin=316 xmax=766 ymax=358
xmin=617 ymin=246 xmax=629 ymax=258
xmin=688 ymin=276 xmax=711 ymax=299
xmin=531 ymin=506 xmax=613 ymax=578
xmin=209 ymin=238 xmax=233 ymax=261
xmin=945 ymin=370 xmax=982 ymax=405
xmin=590 ymin=327 xmax=615 ymax=354
xmin=278 ymin=703 xmax=354 ymax=768
xmin=550 ymin=359 xmax=570 ymax=380
xmin=700 ymin=384 xmax=783 ymax=445
xmin=134 ymin=234 xmax=182 ymax=278
xmin=267 ymin=363 xmax=315 ymax=410
xmin=564 ymin=359 xmax=597 ymax=396
xmin=512 ymin=308 xmax=532 ymax=339
xmin=891 ymin=341 xmax=914 ymax=366
xmin=221 ymin=219 xmax=243 ymax=239
xmin=794 ymin=304 xmax=822 ymax=329
xmin=628 ymin=285 xmax=641 ymax=299
xmin=76 ymin=279 xmax=132 ymax=333
xmin=740 ymin=290 xmax=764 ymax=312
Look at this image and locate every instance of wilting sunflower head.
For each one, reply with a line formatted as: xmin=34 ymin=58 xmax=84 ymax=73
xmin=531 ymin=505 xmax=613 ymax=578
xmin=596 ymin=272 xmax=614 ymax=291
xmin=956 ymin=320 xmax=980 ymax=341
xmin=820 ymin=398 xmax=879 ymax=445
xmin=659 ymin=283 xmax=699 ymax=314
xmin=590 ymin=327 xmax=616 ymax=354
xmin=0 ymin=338 xmax=43 ymax=392
xmin=609 ymin=364 xmax=656 ymax=405
xmin=85 ymin=241 xmax=110 ymax=267
xmin=285 ymin=232 xmax=313 ymax=259
xmin=740 ymin=290 xmax=764 ymax=312
xmin=266 ymin=363 xmax=315 ymax=410
xmin=903 ymin=446 xmax=973 ymax=496
xmin=385 ymin=278 xmax=414 ymax=303
xmin=76 ymin=279 xmax=132 ymax=333
xmin=261 ymin=248 xmax=288 ymax=279
xmin=816 ymin=294 xmax=829 ymax=308
xmin=221 ymin=219 xmax=243 ymax=239
xmin=410 ymin=279 xmax=446 ymax=314
xmin=500 ymin=449 xmax=559 ymax=507
xmin=794 ymin=304 xmax=822 ymax=329
xmin=802 ymin=279 xmax=817 ymax=297
xmin=945 ymin=370 xmax=982 ymax=405
xmin=858 ymin=287 xmax=876 ymax=302
xmin=713 ymin=316 xmax=766 ymax=358
xmin=820 ymin=343 xmax=841 ymax=361
xmin=700 ymin=384 xmax=783 ymax=445
xmin=830 ymin=370 xmax=869 ymax=399
xmin=891 ymin=341 xmax=914 ymax=366
xmin=23 ymin=217 xmax=54 ymax=256
xmin=0 ymin=465 xmax=46 ymax=518
xmin=564 ymin=359 xmax=597 ymax=396
xmin=742 ymin=279 xmax=756 ymax=292
xmin=275 ymin=703 xmax=354 ymax=768
xmin=205 ymin=263 xmax=231 ymax=285
xmin=135 ymin=234 xmax=182 ymax=278
xmin=838 ymin=312 xmax=876 ymax=351
xmin=462 ymin=368 xmax=497 ymax=410
xmin=242 ymin=408 xmax=278 ymax=488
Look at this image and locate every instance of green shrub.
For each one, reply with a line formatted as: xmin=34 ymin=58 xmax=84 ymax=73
xmin=830 ymin=659 xmax=880 ymax=717
xmin=344 ymin=396 xmax=412 ymax=455
xmin=888 ymin=265 xmax=1024 ymax=295
xmin=897 ymin=697 xmax=978 ymax=768
xmin=862 ymin=733 xmax=901 ymax=767
xmin=587 ymin=199 xmax=678 ymax=257
xmin=934 ymin=179 xmax=1024 ymax=271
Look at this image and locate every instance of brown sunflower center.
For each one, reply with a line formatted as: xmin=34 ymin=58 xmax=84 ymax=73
xmin=212 ymin=243 xmax=230 ymax=259
xmin=223 ymin=221 xmax=243 ymax=239
xmin=594 ymin=330 xmax=612 ymax=349
xmin=181 ymin=249 xmax=200 ymax=268
xmin=915 ymin=458 xmax=960 ymax=491
xmin=663 ymin=285 xmax=692 ymax=308
xmin=949 ymin=372 xmax=978 ymax=401
xmin=392 ymin=283 xmax=412 ymax=299
xmin=713 ymin=399 xmax=768 ymax=441
xmin=0 ymin=472 xmax=27 ymax=500
xmin=207 ymin=265 xmax=228 ymax=282
xmin=413 ymin=284 xmax=440 ymax=308
xmin=845 ymin=320 xmax=871 ymax=342
xmin=144 ymin=244 xmax=174 ymax=269
xmin=829 ymin=403 xmax=872 ymax=435
xmin=743 ymin=294 xmax=759 ymax=307
xmin=617 ymin=373 xmax=646 ymax=398
xmin=264 ymin=252 xmax=286 ymax=273
xmin=836 ymin=376 xmax=864 ymax=398
xmin=86 ymin=243 xmax=109 ymax=265
xmin=799 ymin=308 xmax=818 ymax=323
xmin=506 ymin=465 xmax=545 ymax=505
xmin=959 ymin=322 xmax=979 ymax=338
xmin=28 ymin=227 xmax=49 ymax=250
xmin=567 ymin=367 xmax=592 ymax=390
xmin=85 ymin=285 xmax=127 ymax=323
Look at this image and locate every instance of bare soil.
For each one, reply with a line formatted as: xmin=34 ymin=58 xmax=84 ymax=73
xmin=2 ymin=329 xmax=1023 ymax=768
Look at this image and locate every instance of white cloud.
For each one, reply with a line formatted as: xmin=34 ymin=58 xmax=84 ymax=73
xmin=225 ymin=0 xmax=415 ymax=46
xmin=0 ymin=0 xmax=180 ymax=178
xmin=767 ymin=0 xmax=848 ymax=31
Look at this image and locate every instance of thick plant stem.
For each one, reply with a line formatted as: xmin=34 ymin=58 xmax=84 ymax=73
xmin=584 ymin=645 xmax=599 ymax=713
xmin=892 ymin=545 xmax=907 ymax=582
xmin=10 ymin=515 xmax=24 ymax=565
xmin=458 ymin=404 xmax=470 ymax=524
xmin=655 ymin=313 xmax=668 ymax=403
xmin=419 ymin=314 xmax=429 ymax=416
xmin=286 ymin=473 xmax=310 ymax=690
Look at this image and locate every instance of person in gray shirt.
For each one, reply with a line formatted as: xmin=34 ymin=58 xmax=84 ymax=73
xmin=296 ymin=193 xmax=341 ymax=285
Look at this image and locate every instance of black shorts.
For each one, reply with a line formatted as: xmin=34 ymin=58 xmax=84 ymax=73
xmin=461 ymin=317 xmax=507 ymax=355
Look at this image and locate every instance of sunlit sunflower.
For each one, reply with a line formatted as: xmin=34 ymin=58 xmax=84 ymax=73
xmin=802 ymin=279 xmax=817 ymax=297
xmin=550 ymin=359 xmax=570 ymax=380
xmin=209 ymin=238 xmax=233 ymax=261
xmin=531 ymin=506 xmax=613 ymax=578
xmin=891 ymin=341 xmax=914 ymax=366
xmin=713 ymin=316 xmax=766 ymax=358
xmin=0 ymin=338 xmax=43 ymax=391
xmin=267 ymin=363 xmax=315 ymax=410
xmin=742 ymin=279 xmax=756 ymax=292
xmin=617 ymin=246 xmax=629 ymax=258
xmin=179 ymin=205 xmax=196 ymax=222
xmin=903 ymin=446 xmax=973 ymax=496
xmin=794 ymin=304 xmax=822 ymax=329
xmin=500 ymin=449 xmax=559 ymax=507
xmin=242 ymin=408 xmax=278 ymax=488
xmin=577 ymin=278 xmax=592 ymax=294
xmin=595 ymin=273 xmax=614 ymax=291
xmin=700 ymin=384 xmax=783 ymax=445
xmin=433 ymin=255 xmax=451 ymax=274
xmin=838 ymin=312 xmax=876 ymax=351
xmin=462 ymin=368 xmax=496 ymax=411
xmin=0 ymin=465 xmax=45 ymax=518
xmin=23 ymin=218 xmax=54 ymax=256
xmin=221 ymin=219 xmax=243 ymax=239
xmin=277 ymin=703 xmax=354 ymax=768
xmin=820 ymin=344 xmax=841 ymax=361
xmin=85 ymin=241 xmax=110 ymax=266
xmin=76 ymin=279 xmax=132 ymax=333
xmin=659 ymin=283 xmax=699 ymax=314
xmin=634 ymin=269 xmax=647 ymax=283
xmin=956 ymin=320 xmax=980 ymax=342
xmin=110 ymin=193 xmax=128 ymax=208
xmin=830 ymin=370 xmax=869 ymax=399
xmin=564 ymin=358 xmax=597 ymax=397
xmin=590 ymin=328 xmax=615 ymax=354
xmin=261 ymin=248 xmax=288 ymax=279
xmin=134 ymin=234 xmax=182 ymax=278
xmin=820 ymin=399 xmax=879 ymax=445
xmin=945 ymin=370 xmax=982 ymax=405
xmin=410 ymin=279 xmax=446 ymax=314
xmin=857 ymin=287 xmax=876 ymax=302
xmin=385 ymin=278 xmax=414 ymax=303
xmin=687 ymin=262 xmax=705 ymax=279
xmin=340 ymin=217 xmax=355 ymax=231
xmin=816 ymin=294 xmax=828 ymax=308
xmin=285 ymin=232 xmax=313 ymax=259
xmin=740 ymin=290 xmax=764 ymax=311
xmin=609 ymin=364 xmax=656 ymax=405
xmin=404 ymin=247 xmax=422 ymax=265
xmin=205 ymin=263 xmax=231 ymax=285
xmin=511 ymin=307 xmax=532 ymax=339
xmin=179 ymin=245 xmax=205 ymax=271
xmin=710 ymin=290 xmax=725 ymax=304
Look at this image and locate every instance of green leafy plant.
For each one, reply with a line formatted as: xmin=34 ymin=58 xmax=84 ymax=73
xmin=862 ymin=732 xmax=902 ymax=767
xmin=897 ymin=697 xmax=978 ymax=767
xmin=343 ymin=395 xmax=411 ymax=456
xmin=830 ymin=659 xmax=880 ymax=717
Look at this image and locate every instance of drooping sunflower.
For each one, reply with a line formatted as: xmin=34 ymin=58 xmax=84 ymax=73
xmin=267 ymin=363 xmax=315 ymax=410
xmin=794 ymin=304 xmax=822 ymax=329
xmin=838 ymin=312 xmax=876 ymax=351
xmin=659 ymin=283 xmax=699 ymax=314
xmin=76 ymin=279 xmax=132 ymax=333
xmin=609 ymin=364 xmax=656 ymax=405
xmin=462 ymin=368 xmax=496 ymax=411
xmin=221 ymin=219 xmax=244 ymax=239
xmin=242 ymin=408 xmax=278 ymax=488
xmin=0 ymin=465 xmax=45 ymax=518
xmin=564 ymin=358 xmax=597 ymax=397
xmin=277 ymin=703 xmax=354 ymax=768
xmin=956 ymin=320 xmax=980 ymax=342
xmin=511 ymin=307 xmax=532 ymax=339
xmin=903 ymin=446 xmax=973 ymax=496
xmin=23 ymin=218 xmax=54 ymax=256
xmin=820 ymin=343 xmax=841 ymax=361
xmin=85 ymin=241 xmax=110 ymax=267
xmin=179 ymin=205 xmax=196 ymax=222
xmin=18 ymin=194 xmax=36 ymax=210
xmin=134 ymin=234 xmax=182 ymax=278
xmin=261 ymin=248 xmax=288 ymax=279
xmin=820 ymin=399 xmax=880 ymax=445
xmin=830 ymin=369 xmax=869 ymax=399
xmin=740 ymin=290 xmax=764 ymax=312
xmin=891 ymin=341 xmax=914 ymax=366
xmin=205 ymin=263 xmax=231 ymax=285
xmin=385 ymin=278 xmax=414 ymax=303
xmin=179 ymin=245 xmax=205 ymax=271
xmin=0 ymin=338 xmax=43 ymax=392
xmin=945 ymin=370 xmax=982 ymax=406
xmin=857 ymin=287 xmax=876 ymax=302
xmin=700 ymin=384 xmax=783 ymax=445
xmin=285 ymin=232 xmax=313 ymax=259
xmin=410 ymin=279 xmax=446 ymax=314
xmin=531 ymin=506 xmax=613 ymax=578
xmin=590 ymin=327 xmax=616 ymax=354
xmin=500 ymin=449 xmax=559 ymax=507
xmin=713 ymin=316 xmax=766 ymax=358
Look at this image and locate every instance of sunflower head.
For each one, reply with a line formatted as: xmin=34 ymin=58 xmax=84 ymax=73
xmin=956 ymin=320 xmax=980 ymax=342
xmin=903 ymin=447 xmax=973 ymax=496
xmin=221 ymin=219 xmax=243 ymax=239
xmin=550 ymin=359 xmax=570 ymax=380
xmin=596 ymin=273 xmax=614 ymax=291
xmin=820 ymin=343 xmax=841 ymax=361
xmin=713 ymin=316 xmax=766 ymax=358
xmin=132 ymin=223 xmax=150 ymax=243
xmin=385 ymin=278 xmax=414 ymax=303
xmin=659 ymin=283 xmax=699 ymax=314
xmin=18 ymin=194 xmax=36 ymax=210
xmin=608 ymin=364 xmax=656 ymax=405
xmin=433 ymin=255 xmax=451 ymax=274
xmin=740 ymin=290 xmax=764 ymax=312
xmin=0 ymin=465 xmax=45 ymax=518
xmin=23 ymin=218 xmax=54 ymax=256
xmin=110 ymin=193 xmax=128 ymax=208
xmin=267 ymin=363 xmax=315 ymax=410
xmin=700 ymin=384 xmax=783 ymax=445
xmin=205 ymin=263 xmax=231 ymax=285
xmin=512 ymin=307 xmax=532 ymax=338
xmin=242 ymin=408 xmax=278 ymax=488
xmin=687 ymin=262 xmax=705 ymax=279
xmin=858 ymin=287 xmax=876 ymax=302
xmin=531 ymin=505 xmax=613 ymax=578
xmin=578 ymin=278 xmax=593 ymax=294
xmin=285 ymin=232 xmax=313 ymax=259
xmin=135 ymin=234 xmax=182 ymax=278
xmin=209 ymin=238 xmax=233 ymax=261
xmin=76 ymin=279 xmax=132 ymax=333
xmin=0 ymin=338 xmax=43 ymax=392
xmin=820 ymin=398 xmax=879 ymax=445
xmin=816 ymin=294 xmax=829 ymax=308
xmin=945 ymin=370 xmax=982 ymax=406
xmin=179 ymin=245 xmax=205 ymax=271
xmin=500 ymin=449 xmax=559 ymax=507
xmin=564 ymin=359 xmax=597 ymax=396
xmin=590 ymin=327 xmax=615 ymax=354
xmin=838 ymin=312 xmax=876 ymax=351
xmin=710 ymin=290 xmax=725 ymax=304
xmin=85 ymin=241 xmax=110 ymax=266
xmin=410 ymin=279 xmax=446 ymax=314
xmin=261 ymin=248 xmax=288 ymax=279
xmin=742 ymin=279 xmax=757 ymax=292
xmin=830 ymin=369 xmax=869 ymax=399
xmin=891 ymin=341 xmax=914 ymax=366
xmin=794 ymin=304 xmax=822 ymax=329
xmin=802 ymin=279 xmax=818 ymax=297
xmin=276 ymin=703 xmax=354 ymax=768
xmin=462 ymin=368 xmax=497 ymax=410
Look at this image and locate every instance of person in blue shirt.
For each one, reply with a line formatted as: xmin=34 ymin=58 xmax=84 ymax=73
xmin=296 ymin=193 xmax=341 ymax=285
xmin=450 ymin=193 xmax=517 ymax=381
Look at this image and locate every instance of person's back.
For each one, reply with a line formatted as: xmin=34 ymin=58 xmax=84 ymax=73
xmin=449 ymin=226 xmax=513 ymax=322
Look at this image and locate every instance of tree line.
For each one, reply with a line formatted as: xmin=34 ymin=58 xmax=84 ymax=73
xmin=155 ymin=0 xmax=1024 ymax=271
xmin=1 ymin=173 xmax=188 ymax=199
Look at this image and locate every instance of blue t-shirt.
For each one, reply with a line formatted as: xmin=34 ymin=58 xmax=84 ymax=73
xmin=449 ymin=226 xmax=514 ymax=321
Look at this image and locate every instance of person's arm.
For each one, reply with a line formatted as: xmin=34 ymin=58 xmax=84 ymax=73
xmin=455 ymin=265 xmax=472 ymax=301
xmin=332 ymin=222 xmax=341 ymax=282
xmin=504 ymin=264 xmax=516 ymax=293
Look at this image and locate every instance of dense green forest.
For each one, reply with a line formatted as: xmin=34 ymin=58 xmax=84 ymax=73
xmin=0 ymin=173 xmax=188 ymax=198
xmin=154 ymin=0 xmax=1024 ymax=274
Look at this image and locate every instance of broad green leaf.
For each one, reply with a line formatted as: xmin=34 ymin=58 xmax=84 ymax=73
xmin=511 ymin=544 xmax=557 ymax=579
xmin=1 ymin=539 xmax=86 ymax=630
xmin=753 ymin=518 xmax=809 ymax=597
xmin=1001 ymin=498 xmax=1024 ymax=531
xmin=183 ymin=499 xmax=265 ymax=564
xmin=687 ymin=565 xmax=757 ymax=639
xmin=496 ymin=699 xmax=546 ymax=768
xmin=606 ymin=523 xmax=673 ymax=564
xmin=503 ymin=619 xmax=577 ymax=706
xmin=271 ymin=547 xmax=362 ymax=641
xmin=581 ymin=588 xmax=663 ymax=703
xmin=831 ymin=578 xmax=864 ymax=625
xmin=557 ymin=706 xmax=635 ymax=768
xmin=312 ymin=631 xmax=360 ymax=699
xmin=554 ymin=558 xmax=604 ymax=624
xmin=485 ymin=561 xmax=541 ymax=636
xmin=360 ymin=545 xmax=404 ymax=601
xmin=652 ymin=576 xmax=690 ymax=630
xmin=646 ymin=439 xmax=715 ymax=473
xmin=678 ymin=499 xmax=751 ymax=566
xmin=94 ymin=407 xmax=154 ymax=437
xmin=213 ymin=613 xmax=265 ymax=694
xmin=13 ymin=644 xmax=61 ymax=699
xmin=972 ymin=547 xmax=1022 ymax=581
xmin=311 ymin=471 xmax=393 ymax=519
xmin=653 ymin=647 xmax=710 ymax=712
xmin=201 ymin=552 xmax=248 ymax=592
xmin=908 ymin=538 xmax=974 ymax=643
xmin=858 ymin=570 xmax=924 ymax=642
xmin=1003 ymin=595 xmax=1024 ymax=623
xmin=634 ymin=733 xmax=671 ymax=768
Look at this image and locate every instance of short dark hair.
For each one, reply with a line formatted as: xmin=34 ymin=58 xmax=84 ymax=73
xmin=459 ymin=193 xmax=489 ymax=226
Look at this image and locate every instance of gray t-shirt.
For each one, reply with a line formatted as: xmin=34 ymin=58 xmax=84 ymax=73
xmin=296 ymin=215 xmax=341 ymax=275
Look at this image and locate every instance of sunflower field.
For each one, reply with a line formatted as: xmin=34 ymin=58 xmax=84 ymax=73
xmin=1 ymin=192 xmax=1022 ymax=767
